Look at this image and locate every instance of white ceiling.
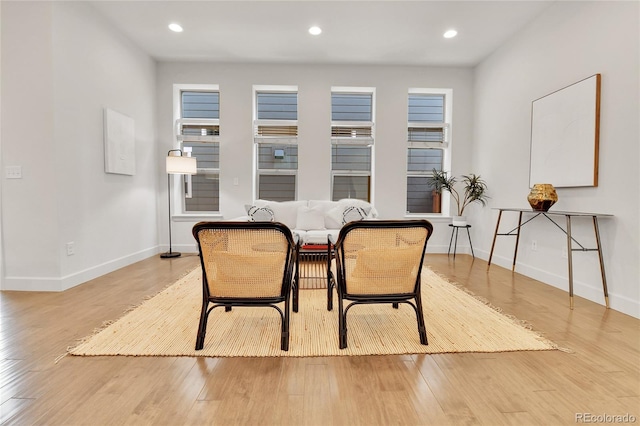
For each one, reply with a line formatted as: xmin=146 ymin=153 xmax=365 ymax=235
xmin=90 ymin=0 xmax=554 ymax=67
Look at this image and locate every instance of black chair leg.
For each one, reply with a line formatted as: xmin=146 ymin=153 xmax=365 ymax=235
xmin=293 ymin=249 xmax=300 ymax=313
xmin=338 ymin=298 xmax=348 ymax=349
xmin=327 ymin=252 xmax=333 ymax=311
xmin=327 ymin=275 xmax=334 ymax=311
xmin=293 ymin=279 xmax=299 ymax=313
xmin=415 ymin=295 xmax=428 ymax=345
xmin=339 ymin=323 xmax=348 ymax=349
xmin=281 ymin=298 xmax=290 ymax=351
xmin=195 ymin=300 xmax=210 ymax=350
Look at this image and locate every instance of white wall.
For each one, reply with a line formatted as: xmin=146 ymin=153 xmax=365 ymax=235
xmin=1 ymin=2 xmax=59 ymax=285
xmin=0 ymin=2 xmax=158 ymax=291
xmin=156 ymin=62 xmax=475 ymax=254
xmin=473 ymin=1 xmax=639 ymax=317
xmin=0 ymin=1 xmax=3 ymax=291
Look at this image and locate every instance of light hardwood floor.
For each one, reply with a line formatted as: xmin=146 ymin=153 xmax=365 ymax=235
xmin=1 ymin=254 xmax=638 ymax=425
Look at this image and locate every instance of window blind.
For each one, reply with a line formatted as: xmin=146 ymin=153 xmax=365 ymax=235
xmin=408 ymin=94 xmax=447 ymax=143
xmin=255 ymin=92 xmax=298 ymax=141
xmin=331 ymin=92 xmax=374 ymax=144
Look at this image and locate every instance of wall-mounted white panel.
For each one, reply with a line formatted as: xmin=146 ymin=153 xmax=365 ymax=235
xmin=529 ymin=74 xmax=600 ymax=187
xmin=104 ymin=108 xmax=135 ymax=175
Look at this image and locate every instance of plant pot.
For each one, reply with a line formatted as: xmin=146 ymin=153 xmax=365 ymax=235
xmin=431 ymin=191 xmax=441 ymax=214
xmin=452 ymin=216 xmax=467 ymax=227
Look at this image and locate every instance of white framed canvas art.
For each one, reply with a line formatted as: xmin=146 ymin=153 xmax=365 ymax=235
xmin=104 ymin=108 xmax=135 ymax=175
xmin=529 ymin=74 xmax=601 ymax=187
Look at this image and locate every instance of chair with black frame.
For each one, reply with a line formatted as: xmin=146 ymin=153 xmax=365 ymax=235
xmin=328 ymin=220 xmax=433 ymax=349
xmin=192 ymin=221 xmax=297 ymax=351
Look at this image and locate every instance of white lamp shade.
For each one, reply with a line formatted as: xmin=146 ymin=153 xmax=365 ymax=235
xmin=166 ymin=155 xmax=197 ymax=175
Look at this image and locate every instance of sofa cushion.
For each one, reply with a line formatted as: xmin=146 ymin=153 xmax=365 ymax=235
xmin=308 ymin=200 xmax=339 ymax=213
xmin=295 ymin=206 xmax=326 ymax=231
xmin=324 ymin=206 xmax=343 ymax=229
xmin=291 ymin=229 xmax=307 ymax=244
xmin=308 ymin=200 xmax=341 ymax=228
xmin=304 ymin=229 xmax=340 ymax=245
xmin=325 ymin=205 xmax=345 ymax=228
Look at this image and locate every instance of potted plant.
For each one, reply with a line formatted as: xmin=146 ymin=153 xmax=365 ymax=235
xmin=431 ymin=169 xmax=489 ymax=226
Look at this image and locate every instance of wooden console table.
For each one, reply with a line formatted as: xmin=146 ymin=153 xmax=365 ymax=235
xmin=487 ymin=208 xmax=613 ymax=309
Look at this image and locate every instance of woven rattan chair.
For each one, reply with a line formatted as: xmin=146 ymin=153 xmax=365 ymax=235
xmin=329 ymin=220 xmax=434 ymax=349
xmin=192 ymin=221 xmax=297 ymax=351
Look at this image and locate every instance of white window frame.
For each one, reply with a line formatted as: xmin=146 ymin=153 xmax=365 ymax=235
xmin=253 ymin=85 xmax=299 ymax=201
xmin=330 ymin=87 xmax=376 ymax=203
xmin=406 ymin=88 xmax=453 ymax=217
xmin=172 ymin=84 xmax=221 ymax=216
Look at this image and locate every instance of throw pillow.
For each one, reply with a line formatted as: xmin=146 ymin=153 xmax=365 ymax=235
xmin=325 ymin=205 xmax=346 ymax=228
xmin=342 ymin=206 xmax=372 ymax=224
xmin=325 ymin=204 xmax=371 ymax=227
xmin=338 ymin=199 xmax=378 ymax=218
xmin=295 ymin=206 xmax=326 ymax=231
xmin=267 ymin=200 xmax=307 ymax=228
xmin=246 ymin=205 xmax=275 ymax=222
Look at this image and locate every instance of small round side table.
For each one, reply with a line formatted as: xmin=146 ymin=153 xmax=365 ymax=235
xmin=448 ymin=224 xmax=474 ymax=259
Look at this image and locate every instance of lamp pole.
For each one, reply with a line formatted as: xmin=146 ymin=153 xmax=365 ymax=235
xmin=161 ymin=149 xmax=190 ymax=258
xmin=161 ymin=172 xmax=180 ymax=258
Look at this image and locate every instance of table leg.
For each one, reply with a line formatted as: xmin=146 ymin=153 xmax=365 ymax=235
xmin=327 ymin=247 xmax=333 ymax=311
xmin=512 ymin=211 xmax=523 ymax=272
xmin=487 ymin=210 xmax=503 ymax=270
xmin=566 ymin=216 xmax=574 ymax=309
xmin=453 ymin=228 xmax=460 ymax=259
xmin=593 ymin=216 xmax=610 ymax=308
xmin=466 ymin=227 xmax=475 ymax=258
xmin=293 ymin=249 xmax=299 ymax=313
xmin=448 ymin=226 xmax=455 ymax=256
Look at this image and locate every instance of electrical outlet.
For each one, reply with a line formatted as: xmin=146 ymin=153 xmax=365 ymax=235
xmin=66 ymin=242 xmax=75 ymax=256
xmin=5 ymin=165 xmax=22 ymax=179
xmin=531 ymin=240 xmax=537 ymax=251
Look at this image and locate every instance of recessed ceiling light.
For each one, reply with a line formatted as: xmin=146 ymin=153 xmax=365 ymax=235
xmin=308 ymin=26 xmax=322 ymax=36
xmin=168 ymin=23 xmax=183 ymax=33
xmin=443 ymin=29 xmax=458 ymax=39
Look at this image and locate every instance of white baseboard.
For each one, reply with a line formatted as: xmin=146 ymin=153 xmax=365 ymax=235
xmin=158 ymin=243 xmax=199 ymax=255
xmin=2 ymin=246 xmax=159 ymax=292
xmin=475 ymin=249 xmax=640 ymax=319
xmin=1 ymin=275 xmax=63 ymax=292
xmin=426 ymin=244 xmax=472 ymax=255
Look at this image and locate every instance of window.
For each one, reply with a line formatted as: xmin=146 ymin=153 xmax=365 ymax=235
xmin=174 ymin=86 xmax=220 ymax=213
xmin=254 ymin=88 xmax=298 ymax=201
xmin=406 ymin=89 xmax=452 ymax=214
xmin=331 ymin=89 xmax=375 ymax=201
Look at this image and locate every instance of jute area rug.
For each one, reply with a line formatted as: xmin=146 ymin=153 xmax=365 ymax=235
xmin=69 ymin=267 xmax=558 ymax=358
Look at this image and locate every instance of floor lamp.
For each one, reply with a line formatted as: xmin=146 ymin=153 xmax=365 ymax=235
xmin=161 ymin=149 xmax=197 ymax=258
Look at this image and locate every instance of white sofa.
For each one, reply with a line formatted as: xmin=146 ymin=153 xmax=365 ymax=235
xmin=241 ymin=199 xmax=379 ymax=245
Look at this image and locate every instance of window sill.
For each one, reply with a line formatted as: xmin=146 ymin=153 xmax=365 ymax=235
xmin=403 ymin=214 xmax=452 ymax=223
xmin=172 ymin=213 xmax=224 ymax=222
